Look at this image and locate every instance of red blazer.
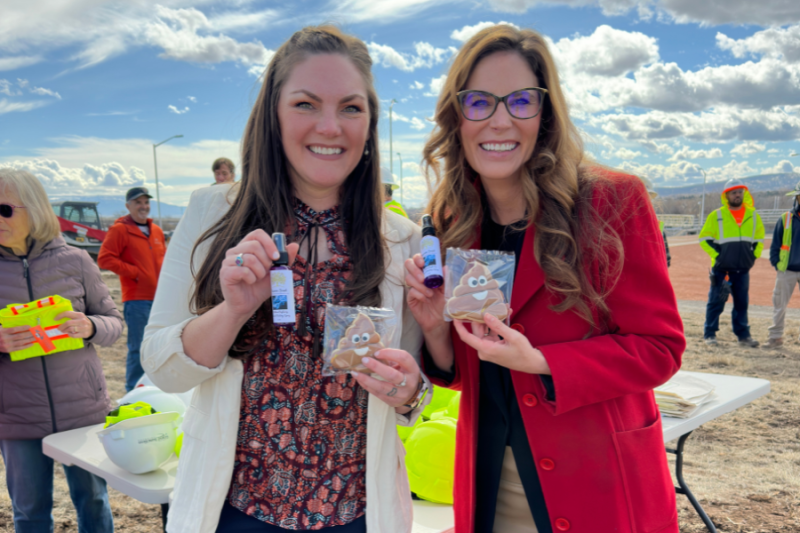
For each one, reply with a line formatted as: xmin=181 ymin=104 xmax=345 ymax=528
xmin=432 ymin=172 xmax=685 ymax=533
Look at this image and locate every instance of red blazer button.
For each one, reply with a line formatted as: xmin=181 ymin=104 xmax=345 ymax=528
xmin=511 ymin=323 xmax=525 ymax=334
xmin=539 ymin=458 xmax=555 ymax=471
xmin=522 ymin=393 xmax=538 ymax=407
xmin=555 ymin=518 xmax=570 ymax=531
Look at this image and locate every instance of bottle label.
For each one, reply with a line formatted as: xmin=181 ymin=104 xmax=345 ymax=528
xmin=270 ymin=268 xmax=296 ymax=325
xmin=420 ymin=236 xmax=443 ymax=279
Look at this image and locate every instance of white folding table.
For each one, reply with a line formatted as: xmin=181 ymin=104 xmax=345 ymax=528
xmin=42 ymin=370 xmax=769 ymax=533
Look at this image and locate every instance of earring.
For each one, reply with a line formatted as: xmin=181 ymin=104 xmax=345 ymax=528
xmin=364 ymin=147 xmax=370 ymax=156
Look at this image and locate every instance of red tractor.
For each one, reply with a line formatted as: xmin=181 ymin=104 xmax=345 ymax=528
xmin=51 ymin=201 xmax=107 ymax=260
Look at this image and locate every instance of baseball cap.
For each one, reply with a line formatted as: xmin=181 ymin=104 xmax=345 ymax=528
xmin=126 ymin=187 xmax=153 ymax=202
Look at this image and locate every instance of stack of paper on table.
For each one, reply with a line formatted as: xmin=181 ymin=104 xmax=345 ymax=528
xmin=655 ymin=373 xmax=716 ymax=418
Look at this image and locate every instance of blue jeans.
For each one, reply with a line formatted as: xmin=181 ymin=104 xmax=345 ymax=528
xmin=0 ymin=438 xmax=114 ymax=533
xmin=124 ymin=300 xmax=152 ymax=392
xmin=704 ymin=269 xmax=751 ymax=340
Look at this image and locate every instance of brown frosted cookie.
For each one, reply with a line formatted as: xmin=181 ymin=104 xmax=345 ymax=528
xmin=446 ymin=262 xmax=508 ymax=323
xmin=330 ymin=313 xmax=385 ymax=371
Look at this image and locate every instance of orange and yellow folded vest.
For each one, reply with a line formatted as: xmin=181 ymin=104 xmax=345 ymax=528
xmin=0 ymin=295 xmax=84 ymax=361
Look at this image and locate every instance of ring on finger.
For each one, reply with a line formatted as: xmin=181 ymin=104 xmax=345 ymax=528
xmin=235 ymin=253 xmax=245 ymax=267
xmin=397 ymin=375 xmax=407 ymax=388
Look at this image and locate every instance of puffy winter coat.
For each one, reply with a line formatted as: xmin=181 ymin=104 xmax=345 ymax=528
xmin=0 ymin=237 xmax=123 ymax=440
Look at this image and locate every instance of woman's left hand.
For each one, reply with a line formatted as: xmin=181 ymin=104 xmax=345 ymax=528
xmin=352 ymin=349 xmax=421 ymax=409
xmin=55 ymin=311 xmax=95 ymax=340
xmin=453 ymin=313 xmax=551 ymax=375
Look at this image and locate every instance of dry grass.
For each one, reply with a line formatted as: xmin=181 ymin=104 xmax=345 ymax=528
xmin=2 ymin=273 xmax=799 ymax=532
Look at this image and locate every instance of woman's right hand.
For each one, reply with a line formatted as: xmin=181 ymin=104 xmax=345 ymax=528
xmin=404 ymin=254 xmax=447 ymax=335
xmin=0 ymin=325 xmax=34 ymax=354
xmin=220 ymin=230 xmax=299 ymax=319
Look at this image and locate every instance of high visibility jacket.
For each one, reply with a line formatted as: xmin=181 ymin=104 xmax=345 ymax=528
xmin=770 ymin=209 xmax=800 ymax=272
xmin=699 ymin=191 xmax=764 ymax=271
xmin=777 ymin=211 xmax=794 ymax=271
xmin=384 ymin=199 xmax=408 ymax=218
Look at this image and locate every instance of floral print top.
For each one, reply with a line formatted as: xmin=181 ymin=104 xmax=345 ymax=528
xmin=228 ymin=200 xmax=369 ymax=530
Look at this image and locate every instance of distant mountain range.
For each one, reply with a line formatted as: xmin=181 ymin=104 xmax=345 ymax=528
xmin=655 ymin=172 xmax=800 ymax=197
xmin=49 ymin=195 xmax=186 ymax=218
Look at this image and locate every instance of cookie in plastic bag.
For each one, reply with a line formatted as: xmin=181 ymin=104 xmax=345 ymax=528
xmin=443 ymin=249 xmax=515 ymax=324
xmin=322 ymin=305 xmax=397 ymax=376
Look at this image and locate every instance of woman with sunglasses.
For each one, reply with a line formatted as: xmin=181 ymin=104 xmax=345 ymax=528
xmin=141 ymin=26 xmax=431 ymax=533
xmin=0 ymin=169 xmax=122 ymax=532
xmin=405 ymin=26 xmax=685 ymax=533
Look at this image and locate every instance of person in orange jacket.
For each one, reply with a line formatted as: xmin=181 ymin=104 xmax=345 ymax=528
xmin=98 ymin=187 xmax=166 ymax=391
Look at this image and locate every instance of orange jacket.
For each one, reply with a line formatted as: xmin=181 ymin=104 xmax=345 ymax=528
xmin=98 ymin=215 xmax=166 ymax=302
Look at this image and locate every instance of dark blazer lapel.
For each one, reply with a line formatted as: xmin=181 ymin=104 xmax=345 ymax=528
xmin=510 ymin=225 xmax=545 ymax=319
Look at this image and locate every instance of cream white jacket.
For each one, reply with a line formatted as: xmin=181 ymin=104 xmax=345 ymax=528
xmin=141 ymin=184 xmax=427 ymax=533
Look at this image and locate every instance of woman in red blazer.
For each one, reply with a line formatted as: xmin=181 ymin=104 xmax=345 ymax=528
xmin=404 ymin=25 xmax=685 ymax=533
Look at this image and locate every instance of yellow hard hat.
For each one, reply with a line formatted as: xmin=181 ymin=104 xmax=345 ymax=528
xmin=405 ymin=417 xmax=457 ymax=504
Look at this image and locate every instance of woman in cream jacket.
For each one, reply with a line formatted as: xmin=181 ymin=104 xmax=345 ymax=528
xmin=142 ymin=26 xmax=430 ymax=533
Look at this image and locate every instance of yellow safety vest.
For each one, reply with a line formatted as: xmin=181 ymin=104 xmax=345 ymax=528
xmin=0 ymin=295 xmax=84 ymax=361
xmin=385 ymin=199 xmax=408 ymax=218
xmin=778 ymin=211 xmax=794 ymax=272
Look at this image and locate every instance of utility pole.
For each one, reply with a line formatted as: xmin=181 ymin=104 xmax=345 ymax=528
xmin=152 ymin=134 xmax=183 ymax=227
xmin=389 ymin=99 xmax=397 ymax=177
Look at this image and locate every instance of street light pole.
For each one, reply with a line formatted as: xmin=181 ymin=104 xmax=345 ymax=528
xmin=700 ymin=168 xmax=707 ymax=228
xmin=396 ymin=152 xmax=403 ymax=206
xmin=389 ymin=99 xmax=397 ymax=177
xmin=152 ymin=134 xmax=183 ymax=227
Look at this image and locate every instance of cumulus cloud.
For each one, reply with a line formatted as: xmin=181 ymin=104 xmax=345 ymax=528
xmin=0 ymin=56 xmax=43 ymax=71
xmin=410 ymin=81 xmax=424 ymax=90
xmin=390 ymin=111 xmax=429 ymax=131
xmin=619 ymin=158 xmax=756 ymax=185
xmin=424 ymin=74 xmax=447 ymax=97
xmin=668 ymin=146 xmax=723 ymax=162
xmin=761 ymin=159 xmax=798 ymax=175
xmin=717 ymin=25 xmax=800 ymax=64
xmin=553 ymin=25 xmax=658 ymax=77
xmin=602 ymin=147 xmax=644 ymax=160
xmin=168 ymin=105 xmax=189 ymax=114
xmin=450 ymin=21 xmax=519 ymax=43
xmin=1 ymin=158 xmax=148 ymax=192
xmin=730 ymin=142 xmax=766 ymax=156
xmin=368 ymin=41 xmax=455 ymax=72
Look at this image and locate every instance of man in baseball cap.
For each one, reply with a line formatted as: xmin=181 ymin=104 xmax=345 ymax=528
xmin=98 ymin=186 xmax=166 ymax=390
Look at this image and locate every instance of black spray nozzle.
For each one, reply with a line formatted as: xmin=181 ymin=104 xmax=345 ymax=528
xmin=421 ymin=214 xmax=436 ymax=237
xmin=272 ymin=232 xmax=289 ymax=266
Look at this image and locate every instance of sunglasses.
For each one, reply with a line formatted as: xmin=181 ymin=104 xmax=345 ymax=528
xmin=457 ymin=87 xmax=548 ymax=121
xmin=0 ymin=204 xmax=26 ymax=219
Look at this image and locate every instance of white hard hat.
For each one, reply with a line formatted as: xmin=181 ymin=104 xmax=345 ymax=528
xmin=133 ymin=374 xmax=155 ymax=389
xmin=97 ymin=412 xmax=179 ymax=474
xmin=380 ymin=167 xmax=399 ymax=190
xmin=119 ymin=386 xmax=187 ymax=419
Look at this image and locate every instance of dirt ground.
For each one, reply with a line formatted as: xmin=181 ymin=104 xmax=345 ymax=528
xmin=3 ymin=270 xmax=800 ymax=532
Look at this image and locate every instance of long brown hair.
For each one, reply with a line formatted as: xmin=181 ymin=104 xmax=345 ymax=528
xmin=191 ymin=25 xmax=385 ymax=354
xmin=424 ymin=25 xmax=624 ymax=327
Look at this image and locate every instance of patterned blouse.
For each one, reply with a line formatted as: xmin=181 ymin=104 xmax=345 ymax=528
xmin=228 ymin=200 xmax=369 ymax=530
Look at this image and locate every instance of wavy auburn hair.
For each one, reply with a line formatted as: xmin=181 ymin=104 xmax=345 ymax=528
xmin=191 ymin=25 xmax=385 ymax=356
xmin=424 ymin=25 xmax=624 ymax=327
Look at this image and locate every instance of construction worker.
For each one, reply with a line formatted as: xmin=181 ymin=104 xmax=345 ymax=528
xmin=381 ymin=166 xmax=408 ymax=218
xmin=641 ymin=177 xmax=670 ymax=267
xmin=767 ymin=180 xmax=800 ymax=348
xmin=699 ymin=178 xmax=764 ymax=347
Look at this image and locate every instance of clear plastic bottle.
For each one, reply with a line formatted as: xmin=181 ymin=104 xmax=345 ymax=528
xmin=270 ymin=232 xmax=296 ymax=325
xmin=420 ymin=215 xmax=444 ymax=289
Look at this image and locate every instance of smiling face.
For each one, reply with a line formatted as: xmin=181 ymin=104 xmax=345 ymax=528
xmin=126 ymin=196 xmax=150 ymax=224
xmin=331 ymin=313 xmax=385 ymax=370
xmin=0 ymin=183 xmax=31 ymax=254
xmin=278 ymin=53 xmax=370 ymax=204
xmin=453 ymin=262 xmax=501 ymax=300
xmin=460 ymin=51 xmax=542 ymax=185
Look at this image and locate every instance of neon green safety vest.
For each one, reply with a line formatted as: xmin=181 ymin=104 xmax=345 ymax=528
xmin=659 ymin=220 xmax=665 ymax=232
xmin=778 ymin=211 xmax=794 ymax=271
xmin=385 ymin=199 xmax=408 ymax=218
xmin=699 ymin=207 xmax=765 ymax=268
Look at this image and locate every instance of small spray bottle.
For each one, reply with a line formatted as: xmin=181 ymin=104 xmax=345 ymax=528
xmin=420 ymin=215 xmax=444 ymax=289
xmin=270 ymin=232 xmax=296 ymax=325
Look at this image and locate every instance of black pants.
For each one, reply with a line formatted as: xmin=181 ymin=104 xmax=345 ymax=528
xmin=704 ymin=269 xmax=750 ymax=340
xmin=215 ymin=503 xmax=367 ymax=533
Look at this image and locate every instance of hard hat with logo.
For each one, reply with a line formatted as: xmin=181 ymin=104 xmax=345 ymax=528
xmin=380 ymin=167 xmax=399 ymax=190
xmin=786 ymin=180 xmax=800 ymax=197
xmin=98 ymin=410 xmax=179 ymax=474
xmin=404 ymin=417 xmax=457 ymax=504
xmin=119 ymin=386 xmax=187 ymax=420
xmin=723 ymin=178 xmax=747 ymax=194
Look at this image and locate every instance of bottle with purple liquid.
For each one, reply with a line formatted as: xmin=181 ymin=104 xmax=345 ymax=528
xmin=420 ymin=215 xmax=443 ymax=289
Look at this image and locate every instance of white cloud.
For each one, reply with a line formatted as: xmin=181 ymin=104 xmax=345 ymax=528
xmin=638 ymin=140 xmax=675 ymax=155
xmin=553 ymin=25 xmax=658 ymax=77
xmin=450 ymin=21 xmax=519 ymax=43
xmin=424 ymin=74 xmax=447 ymax=97
xmin=0 ymin=56 xmax=43 ymax=71
xmin=410 ymin=81 xmax=424 ymax=90
xmin=28 ymin=86 xmax=61 ymax=99
xmin=619 ymin=158 xmax=756 ymax=186
xmin=0 ymin=80 xmax=18 ymax=96
xmin=761 ymin=160 xmax=798 ymax=175
xmin=602 ymin=147 xmax=644 ymax=160
xmin=1 ymin=158 xmax=148 ymax=192
xmin=368 ymin=41 xmax=455 ymax=72
xmin=389 ymin=111 xmax=430 ymax=131
xmin=668 ymin=146 xmax=723 ymax=162
xmin=168 ymin=105 xmax=189 ymax=114
xmin=730 ymin=142 xmax=766 ymax=156
xmin=0 ymin=98 xmax=50 ymax=115
xmin=717 ymin=25 xmax=800 ymax=64
xmin=187 ymin=95 xmax=197 ymax=102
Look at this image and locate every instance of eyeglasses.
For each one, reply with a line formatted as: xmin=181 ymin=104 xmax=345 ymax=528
xmin=457 ymin=87 xmax=548 ymax=121
xmin=0 ymin=204 xmax=26 ymax=219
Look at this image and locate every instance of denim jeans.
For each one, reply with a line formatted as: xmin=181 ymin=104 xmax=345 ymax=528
xmin=704 ymin=269 xmax=751 ymax=340
xmin=124 ymin=299 xmax=153 ymax=392
xmin=0 ymin=438 xmax=114 ymax=533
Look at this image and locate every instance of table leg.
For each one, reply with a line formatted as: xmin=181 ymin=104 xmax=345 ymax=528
xmin=161 ymin=503 xmax=169 ymax=532
xmin=665 ymin=431 xmax=717 ymax=533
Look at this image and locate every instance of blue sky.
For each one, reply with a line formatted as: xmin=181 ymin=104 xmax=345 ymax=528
xmin=1 ymin=0 xmax=799 ymax=209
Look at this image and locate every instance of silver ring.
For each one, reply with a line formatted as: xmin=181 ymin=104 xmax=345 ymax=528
xmin=397 ymin=375 xmax=407 ymax=388
xmin=235 ymin=253 xmax=245 ymax=267
xmin=73 ymin=327 xmax=77 ymax=333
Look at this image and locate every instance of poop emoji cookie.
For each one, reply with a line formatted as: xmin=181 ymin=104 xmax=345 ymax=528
xmin=446 ymin=262 xmax=508 ymax=323
xmin=330 ymin=313 xmax=385 ymax=372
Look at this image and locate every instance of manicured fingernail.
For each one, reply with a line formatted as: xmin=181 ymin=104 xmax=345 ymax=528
xmin=272 ymin=251 xmax=280 ymax=260
xmin=361 ymin=357 xmax=370 ymax=366
xmin=351 ymin=371 xmax=359 ymax=377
